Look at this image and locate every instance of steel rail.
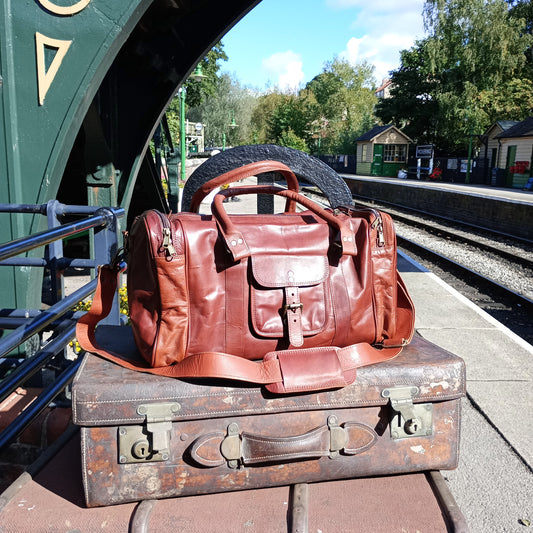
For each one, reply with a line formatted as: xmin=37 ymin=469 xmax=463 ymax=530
xmin=397 ymin=235 xmax=533 ymax=313
xmin=0 ymin=257 xmax=96 ymax=268
xmin=0 ymin=202 xmax=119 ymax=216
xmin=390 ymin=211 xmax=533 ymax=270
xmin=0 ymin=310 xmax=85 ymax=331
xmin=0 ymin=356 xmax=83 ymax=452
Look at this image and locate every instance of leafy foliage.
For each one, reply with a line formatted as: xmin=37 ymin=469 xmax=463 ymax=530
xmin=422 ymin=0 xmax=532 ymax=153
xmin=375 ymin=41 xmax=439 ymax=147
xmin=376 ymin=0 xmax=533 ymax=154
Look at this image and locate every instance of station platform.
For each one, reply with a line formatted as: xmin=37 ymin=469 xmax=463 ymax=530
xmin=342 ymin=173 xmax=533 ymax=205
xmin=341 ymin=174 xmax=533 ymax=241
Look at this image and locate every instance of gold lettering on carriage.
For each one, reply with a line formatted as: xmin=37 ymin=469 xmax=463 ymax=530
xmin=36 ymin=0 xmax=91 ymax=16
xmin=34 ymin=1 xmax=92 ymax=105
xmin=35 ymin=33 xmax=72 ymax=105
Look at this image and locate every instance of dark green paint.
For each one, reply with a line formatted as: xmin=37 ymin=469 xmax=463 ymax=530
xmin=0 ymin=0 xmax=260 ymax=322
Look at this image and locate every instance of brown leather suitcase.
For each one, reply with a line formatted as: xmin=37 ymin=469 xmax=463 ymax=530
xmin=72 ymin=326 xmax=465 ymax=508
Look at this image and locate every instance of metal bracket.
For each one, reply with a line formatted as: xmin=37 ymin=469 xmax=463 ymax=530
xmin=117 ymin=402 xmax=180 ymax=464
xmin=382 ymin=386 xmax=433 ymax=440
xmin=220 ymin=423 xmax=241 ymax=469
xmin=327 ymin=415 xmax=347 ymax=458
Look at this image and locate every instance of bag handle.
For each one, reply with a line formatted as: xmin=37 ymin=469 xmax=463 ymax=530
xmin=211 ymin=184 xmax=357 ymax=260
xmin=76 ymin=266 xmax=414 ymax=394
xmin=189 ymin=160 xmax=300 ymax=213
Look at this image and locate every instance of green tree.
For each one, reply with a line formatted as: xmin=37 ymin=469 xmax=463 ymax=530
xmin=508 ymin=0 xmax=533 ymax=77
xmin=423 ymin=0 xmax=533 ymax=152
xmin=165 ymin=42 xmax=229 ymax=146
xmin=249 ymin=92 xmax=287 ymax=144
xmin=278 ymin=128 xmax=309 ymax=153
xmin=477 ymin=78 xmax=533 ymax=120
xmin=182 ymin=42 xmax=228 ymax=108
xmin=305 ymin=58 xmax=377 ymax=154
xmin=375 ymin=40 xmax=440 ymax=146
xmin=265 ymin=90 xmax=320 ymax=148
xmin=187 ymin=73 xmax=257 ymax=149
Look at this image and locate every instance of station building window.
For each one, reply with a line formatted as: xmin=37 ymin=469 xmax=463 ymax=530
xmin=383 ymin=144 xmax=407 ymax=162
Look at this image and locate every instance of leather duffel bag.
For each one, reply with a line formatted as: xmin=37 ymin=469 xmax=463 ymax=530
xmin=76 ymin=160 xmax=414 ymax=394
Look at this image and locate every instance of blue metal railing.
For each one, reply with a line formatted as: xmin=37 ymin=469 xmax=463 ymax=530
xmin=0 ymin=201 xmax=125 ymax=451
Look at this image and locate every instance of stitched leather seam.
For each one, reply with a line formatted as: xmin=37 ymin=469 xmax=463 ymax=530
xmin=73 ymin=388 xmax=463 ymax=406
xmin=245 ymin=451 xmax=327 ymax=461
xmin=74 ymin=396 xmax=463 ymax=425
xmin=73 ymin=387 xmax=463 ymax=405
xmin=70 ymin=355 xmax=88 ymax=422
xmin=80 ymin=430 xmax=90 ymax=505
xmin=252 ymin=256 xmax=329 ymax=287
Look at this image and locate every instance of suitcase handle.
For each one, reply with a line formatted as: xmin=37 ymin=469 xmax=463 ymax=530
xmin=190 ymin=416 xmax=377 ymax=468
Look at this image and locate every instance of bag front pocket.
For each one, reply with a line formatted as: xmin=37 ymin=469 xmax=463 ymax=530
xmin=249 ymin=255 xmax=330 ymax=347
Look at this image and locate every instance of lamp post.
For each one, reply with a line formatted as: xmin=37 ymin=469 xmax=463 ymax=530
xmin=178 ymin=63 xmax=207 ymax=182
xmin=464 ymin=108 xmax=476 ymax=185
xmin=179 ymin=87 xmax=186 ymax=182
xmin=222 ymin=110 xmax=237 ymax=151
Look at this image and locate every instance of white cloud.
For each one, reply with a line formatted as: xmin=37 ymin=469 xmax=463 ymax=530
xmin=335 ymin=0 xmax=426 ymax=83
xmin=262 ymin=51 xmax=305 ymax=92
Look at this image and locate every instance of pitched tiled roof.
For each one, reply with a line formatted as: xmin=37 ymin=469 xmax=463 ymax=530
xmin=355 ymin=124 xmax=393 ymax=142
xmin=496 ymin=117 xmax=533 ymax=139
xmin=375 ymin=78 xmax=392 ymax=94
xmin=495 ymin=120 xmax=520 ymax=131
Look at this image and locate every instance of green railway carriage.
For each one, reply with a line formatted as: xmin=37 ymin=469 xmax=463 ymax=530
xmin=0 ymin=0 xmax=259 ymax=313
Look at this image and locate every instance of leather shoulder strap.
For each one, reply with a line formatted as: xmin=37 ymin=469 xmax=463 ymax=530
xmin=76 ymin=266 xmax=414 ymax=392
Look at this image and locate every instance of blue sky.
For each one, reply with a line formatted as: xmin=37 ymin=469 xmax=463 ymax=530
xmin=221 ymin=0 xmax=427 ymax=91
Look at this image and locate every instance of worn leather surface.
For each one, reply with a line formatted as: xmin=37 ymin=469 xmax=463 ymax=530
xmin=73 ymin=332 xmax=465 ymax=507
xmin=72 ymin=333 xmax=465 ymax=426
xmin=126 ymin=164 xmax=409 ymax=367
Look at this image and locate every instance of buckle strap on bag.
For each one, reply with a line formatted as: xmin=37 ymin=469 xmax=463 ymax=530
xmin=76 ymin=265 xmax=412 ymax=394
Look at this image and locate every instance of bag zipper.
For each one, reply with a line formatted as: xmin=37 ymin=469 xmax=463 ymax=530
xmin=337 ymin=205 xmax=386 ymax=247
xmin=155 ymin=211 xmax=177 ymax=259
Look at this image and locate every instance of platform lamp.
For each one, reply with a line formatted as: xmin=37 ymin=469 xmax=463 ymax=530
xmin=179 ymin=64 xmax=207 ymax=181
xmin=222 ymin=110 xmax=238 ymax=151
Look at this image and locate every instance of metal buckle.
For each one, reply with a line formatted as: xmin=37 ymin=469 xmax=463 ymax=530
xmin=283 ymin=303 xmax=303 ymax=314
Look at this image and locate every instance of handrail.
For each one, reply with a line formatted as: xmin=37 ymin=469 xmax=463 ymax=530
xmin=0 ymin=201 xmax=125 ymax=453
xmin=0 ymin=207 xmax=123 ymax=262
xmin=0 ymin=279 xmax=97 ymax=360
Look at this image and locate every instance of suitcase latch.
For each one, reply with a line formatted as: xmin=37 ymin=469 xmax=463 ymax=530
xmin=382 ymin=387 xmax=433 ymax=440
xmin=118 ymin=402 xmax=180 ymax=464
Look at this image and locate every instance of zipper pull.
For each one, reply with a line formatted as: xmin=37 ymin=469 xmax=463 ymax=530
xmin=371 ymin=217 xmax=385 ymax=247
xmin=162 ymin=227 xmax=177 ymax=257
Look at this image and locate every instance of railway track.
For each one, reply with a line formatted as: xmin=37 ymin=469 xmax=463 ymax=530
xmin=301 ymin=187 xmax=533 ymax=345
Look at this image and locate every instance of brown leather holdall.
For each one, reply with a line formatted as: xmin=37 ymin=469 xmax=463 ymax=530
xmin=72 ymin=328 xmax=465 ymax=507
xmin=76 ymin=160 xmax=414 ymax=394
